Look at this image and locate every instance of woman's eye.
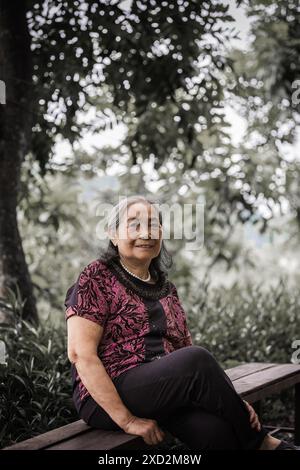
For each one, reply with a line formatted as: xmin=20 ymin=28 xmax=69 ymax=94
xmin=128 ymin=220 xmax=161 ymax=230
xmin=128 ymin=221 xmax=139 ymax=228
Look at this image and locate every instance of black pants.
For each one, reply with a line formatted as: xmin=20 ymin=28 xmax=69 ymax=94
xmin=78 ymin=346 xmax=269 ymax=450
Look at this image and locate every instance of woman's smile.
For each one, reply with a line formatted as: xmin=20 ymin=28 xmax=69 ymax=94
xmin=135 ymin=241 xmax=156 ymax=249
xmin=135 ymin=245 xmax=154 ymax=249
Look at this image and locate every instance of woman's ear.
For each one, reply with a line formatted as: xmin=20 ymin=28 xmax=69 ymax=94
xmin=106 ymin=227 xmax=118 ymax=247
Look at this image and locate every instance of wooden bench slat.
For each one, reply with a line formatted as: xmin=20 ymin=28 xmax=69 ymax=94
xmin=2 ymin=420 xmax=91 ymax=450
xmin=232 ymin=364 xmax=300 ymax=402
xmin=46 ymin=429 xmax=149 ymax=450
xmin=242 ymin=375 xmax=299 ymax=403
xmin=225 ymin=363 xmax=277 ymax=381
xmin=3 ymin=424 xmax=147 ymax=451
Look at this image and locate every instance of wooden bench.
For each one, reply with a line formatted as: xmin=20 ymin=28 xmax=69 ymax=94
xmin=3 ymin=362 xmax=300 ymax=450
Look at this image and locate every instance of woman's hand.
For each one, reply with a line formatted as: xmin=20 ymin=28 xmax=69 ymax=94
xmin=122 ymin=415 xmax=166 ymax=446
xmin=243 ymin=400 xmax=261 ymax=431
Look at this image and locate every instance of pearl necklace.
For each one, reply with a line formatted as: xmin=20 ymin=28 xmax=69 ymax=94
xmin=119 ymin=259 xmax=151 ymax=282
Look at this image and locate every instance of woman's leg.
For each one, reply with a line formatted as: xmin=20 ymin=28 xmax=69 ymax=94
xmin=80 ymin=346 xmax=269 ymax=449
xmin=158 ymin=405 xmax=241 ymax=450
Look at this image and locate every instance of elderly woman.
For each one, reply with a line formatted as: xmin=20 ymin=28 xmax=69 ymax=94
xmin=64 ymin=195 xmax=297 ymax=450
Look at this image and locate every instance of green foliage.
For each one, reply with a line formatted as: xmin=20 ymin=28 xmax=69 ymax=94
xmin=24 ymin=0 xmax=236 ymax=171
xmin=17 ymin=0 xmax=300 ymax=280
xmin=185 ymin=277 xmax=300 ymax=367
xmin=0 ymin=315 xmax=77 ymax=448
xmin=231 ymin=0 xmax=300 ymax=233
xmin=18 ymin=152 xmax=102 ymax=321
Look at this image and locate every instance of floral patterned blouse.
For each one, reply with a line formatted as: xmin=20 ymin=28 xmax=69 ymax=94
xmin=64 ymin=257 xmax=193 ymax=412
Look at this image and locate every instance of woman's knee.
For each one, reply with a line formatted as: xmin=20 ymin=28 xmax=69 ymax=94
xmin=184 ymin=345 xmax=219 ymax=374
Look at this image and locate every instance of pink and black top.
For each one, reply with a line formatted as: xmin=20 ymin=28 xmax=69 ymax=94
xmin=64 ymin=257 xmax=193 ymax=412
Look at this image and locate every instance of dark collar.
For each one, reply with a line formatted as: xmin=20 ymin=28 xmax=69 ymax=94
xmin=106 ymin=258 xmax=171 ymax=300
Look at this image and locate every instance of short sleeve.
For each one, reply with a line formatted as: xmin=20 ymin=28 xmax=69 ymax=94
xmin=64 ymin=264 xmax=110 ymax=328
xmin=169 ymin=282 xmax=193 ymax=349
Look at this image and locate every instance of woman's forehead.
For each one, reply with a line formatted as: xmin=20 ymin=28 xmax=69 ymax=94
xmin=125 ymin=203 xmax=159 ymax=220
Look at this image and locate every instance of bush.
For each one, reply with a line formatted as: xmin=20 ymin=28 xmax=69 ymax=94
xmin=185 ymin=277 xmax=300 ymax=367
xmin=0 ymin=316 xmax=77 ymax=448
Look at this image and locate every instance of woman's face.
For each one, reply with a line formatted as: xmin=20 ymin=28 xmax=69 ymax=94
xmin=112 ymin=202 xmax=163 ymax=265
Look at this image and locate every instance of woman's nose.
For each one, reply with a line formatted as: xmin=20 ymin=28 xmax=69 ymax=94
xmin=139 ymin=224 xmax=151 ymax=238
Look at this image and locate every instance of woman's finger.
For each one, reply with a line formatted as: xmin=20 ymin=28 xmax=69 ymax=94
xmin=244 ymin=401 xmax=261 ymax=431
xmin=248 ymin=405 xmax=257 ymax=422
xmin=251 ymin=415 xmax=261 ymax=431
xmin=248 ymin=407 xmax=261 ymax=430
xmin=154 ymin=427 xmax=165 ymax=444
xmin=251 ymin=415 xmax=258 ymax=427
xmin=253 ymin=418 xmax=261 ymax=431
xmin=247 ymin=406 xmax=255 ymax=420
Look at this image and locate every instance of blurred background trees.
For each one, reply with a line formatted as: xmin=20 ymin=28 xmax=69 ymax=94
xmin=2 ymin=0 xmax=300 ymax=323
xmin=1 ymin=0 xmax=236 ymax=322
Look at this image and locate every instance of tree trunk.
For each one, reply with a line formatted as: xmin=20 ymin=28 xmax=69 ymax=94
xmin=0 ymin=1 xmax=38 ymax=323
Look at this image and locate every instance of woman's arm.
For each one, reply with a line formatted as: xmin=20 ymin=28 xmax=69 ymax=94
xmin=65 ymin=265 xmax=165 ymax=445
xmin=67 ymin=315 xmax=134 ymax=429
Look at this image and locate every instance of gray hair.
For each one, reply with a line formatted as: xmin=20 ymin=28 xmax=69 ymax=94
xmin=99 ymin=195 xmax=173 ymax=278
